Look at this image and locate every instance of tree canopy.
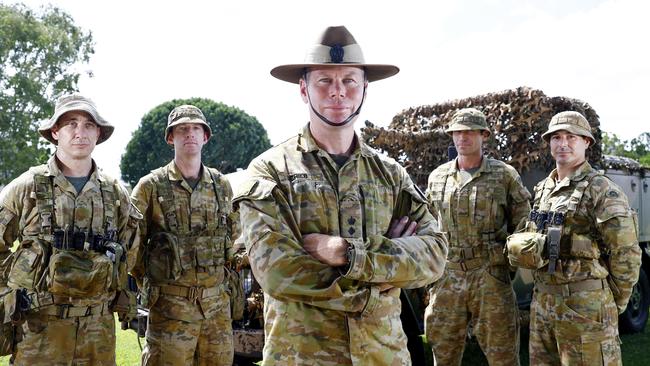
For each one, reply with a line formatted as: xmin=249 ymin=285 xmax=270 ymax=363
xmin=602 ymin=131 xmax=650 ymax=167
xmin=0 ymin=3 xmax=94 ymax=185
xmin=120 ymin=98 xmax=272 ymax=186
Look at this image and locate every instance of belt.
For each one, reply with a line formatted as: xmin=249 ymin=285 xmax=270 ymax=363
xmin=40 ymin=302 xmax=112 ymax=319
xmin=535 ymin=279 xmax=607 ymax=297
xmin=446 ymin=258 xmax=485 ymax=271
xmin=448 ymin=246 xmax=486 ymax=260
xmin=159 ymin=284 xmax=220 ymax=302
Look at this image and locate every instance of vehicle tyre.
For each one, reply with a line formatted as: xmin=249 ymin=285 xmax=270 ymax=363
xmin=619 ymin=267 xmax=650 ymax=334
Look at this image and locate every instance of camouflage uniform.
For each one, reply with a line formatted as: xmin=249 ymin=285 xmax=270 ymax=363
xmin=424 ymin=155 xmax=530 ymax=365
xmin=131 ymin=162 xmax=237 ymax=364
xmin=523 ymin=161 xmax=640 ymax=365
xmin=235 ymin=125 xmax=448 ymax=365
xmin=510 ymin=111 xmax=641 ymax=365
xmin=0 ymin=155 xmax=141 ymax=365
xmin=0 ymin=94 xmax=140 ymax=366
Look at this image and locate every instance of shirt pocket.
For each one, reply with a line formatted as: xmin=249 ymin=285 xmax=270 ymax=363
xmin=290 ymin=177 xmax=335 ymax=234
xmin=359 ymin=183 xmax=395 ymax=237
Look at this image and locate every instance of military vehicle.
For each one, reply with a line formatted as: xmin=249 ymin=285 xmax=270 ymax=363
xmin=226 ymin=87 xmax=649 ymax=364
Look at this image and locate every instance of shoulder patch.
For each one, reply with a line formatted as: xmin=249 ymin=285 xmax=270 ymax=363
xmin=606 ymin=190 xmax=619 ymax=198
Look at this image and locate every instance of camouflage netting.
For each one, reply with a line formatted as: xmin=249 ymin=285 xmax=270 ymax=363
xmin=362 ymin=86 xmax=603 ymax=187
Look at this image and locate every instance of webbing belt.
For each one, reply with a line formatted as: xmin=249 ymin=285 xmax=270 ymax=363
xmin=158 ymin=284 xmax=221 ymax=302
xmin=535 ymin=278 xmax=607 ymax=297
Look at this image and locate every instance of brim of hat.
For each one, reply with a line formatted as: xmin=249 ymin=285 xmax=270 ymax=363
xmin=38 ymin=105 xmax=114 ymax=145
xmin=165 ymin=119 xmax=213 ymax=142
xmin=445 ymin=125 xmax=491 ymax=137
xmin=270 ymin=63 xmax=399 ymax=84
xmin=542 ymin=123 xmax=595 ymax=143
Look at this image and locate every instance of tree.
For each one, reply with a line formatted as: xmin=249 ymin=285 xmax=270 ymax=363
xmin=0 ymin=4 xmax=94 ymax=185
xmin=121 ymin=98 xmax=272 ymax=186
xmin=602 ymin=131 xmax=650 ymax=167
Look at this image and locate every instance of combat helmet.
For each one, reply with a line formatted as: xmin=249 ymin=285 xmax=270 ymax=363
xmin=542 ymin=111 xmax=594 ymax=144
xmin=165 ymin=105 xmax=212 ymax=142
xmin=445 ymin=108 xmax=491 ymax=137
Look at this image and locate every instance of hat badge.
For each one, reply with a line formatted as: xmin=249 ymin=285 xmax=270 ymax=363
xmin=330 ymin=44 xmax=344 ymax=63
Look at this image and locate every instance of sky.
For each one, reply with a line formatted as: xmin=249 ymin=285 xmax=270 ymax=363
xmin=14 ymin=0 xmax=650 ymax=181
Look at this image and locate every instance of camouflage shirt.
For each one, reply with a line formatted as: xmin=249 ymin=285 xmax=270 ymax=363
xmin=234 ymin=124 xmax=448 ymax=365
xmin=131 ymin=161 xmax=237 ymax=322
xmin=0 ymin=155 xmax=141 ymax=306
xmin=427 ymin=157 xmax=531 ymax=266
xmin=528 ymin=161 xmax=641 ymax=312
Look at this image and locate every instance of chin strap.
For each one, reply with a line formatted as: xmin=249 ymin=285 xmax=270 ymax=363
xmin=305 ymin=83 xmax=367 ymax=127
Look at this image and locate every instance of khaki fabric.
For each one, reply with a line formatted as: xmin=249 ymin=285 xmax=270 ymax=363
xmin=530 ymin=290 xmax=621 ymax=365
xmin=142 ymin=294 xmax=233 ymax=366
xmin=520 ymin=161 xmax=641 ymax=364
xmin=234 ymin=124 xmax=448 ymax=365
xmin=0 ymin=155 xmax=141 ymax=363
xmin=131 ymin=161 xmax=237 ymax=364
xmin=425 ymin=157 xmax=530 ymax=365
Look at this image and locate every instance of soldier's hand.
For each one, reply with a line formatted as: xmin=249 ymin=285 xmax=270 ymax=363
xmin=388 ymin=216 xmax=418 ymax=238
xmin=303 ymin=233 xmax=348 ymax=267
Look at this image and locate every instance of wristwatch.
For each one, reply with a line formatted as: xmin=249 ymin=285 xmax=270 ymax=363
xmin=346 ymin=244 xmax=355 ymax=266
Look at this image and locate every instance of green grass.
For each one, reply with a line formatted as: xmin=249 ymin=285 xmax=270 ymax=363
xmin=456 ymin=324 xmax=650 ymax=366
xmin=0 ymin=317 xmax=143 ymax=366
xmin=2 ymin=317 xmax=648 ymax=365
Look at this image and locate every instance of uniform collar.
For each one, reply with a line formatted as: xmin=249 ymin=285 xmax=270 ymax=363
xmin=446 ymin=155 xmax=488 ymax=176
xmin=45 ymin=155 xmax=102 ymax=180
xmin=296 ymin=123 xmax=373 ymax=158
xmin=45 ymin=155 xmax=102 ymax=195
xmin=167 ymin=160 xmax=213 ymax=184
xmin=549 ymin=160 xmax=593 ymax=185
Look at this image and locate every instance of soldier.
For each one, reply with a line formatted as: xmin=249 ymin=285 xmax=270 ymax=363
xmin=424 ymin=108 xmax=531 ymax=365
xmin=0 ymin=94 xmax=141 ymax=365
xmin=130 ymin=105 xmax=238 ymax=366
xmin=234 ymin=25 xmax=448 ymax=365
xmin=506 ymin=111 xmax=641 ymax=365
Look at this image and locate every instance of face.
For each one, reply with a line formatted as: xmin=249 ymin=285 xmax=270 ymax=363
xmin=452 ymin=130 xmax=487 ymax=158
xmin=51 ymin=111 xmax=100 ymax=160
xmin=167 ymin=123 xmax=209 ymax=156
xmin=299 ymin=66 xmax=367 ymax=125
xmin=549 ymin=130 xmax=590 ymax=167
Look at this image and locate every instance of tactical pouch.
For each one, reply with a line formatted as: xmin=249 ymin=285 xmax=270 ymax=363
xmin=104 ymin=242 xmax=127 ymax=291
xmin=569 ymin=233 xmax=599 ymax=259
xmin=111 ymin=289 xmax=137 ymax=322
xmin=505 ymin=232 xmax=547 ymax=269
xmin=7 ymin=240 xmax=48 ymax=291
xmin=194 ymin=234 xmax=225 ymax=271
xmin=225 ymin=267 xmax=244 ymax=321
xmin=47 ymin=250 xmax=112 ymax=298
xmin=0 ymin=288 xmax=14 ymax=356
xmin=146 ymin=232 xmax=181 ymax=282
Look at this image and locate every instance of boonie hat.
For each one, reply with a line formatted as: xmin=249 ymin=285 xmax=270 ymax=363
xmin=38 ymin=94 xmax=114 ymax=145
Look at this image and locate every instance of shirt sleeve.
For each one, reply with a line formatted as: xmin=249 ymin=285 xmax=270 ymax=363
xmin=343 ymin=168 xmax=448 ymax=289
xmin=236 ymin=176 xmax=373 ymax=314
xmin=129 ymin=178 xmax=152 ymax=284
xmin=592 ymin=180 xmax=641 ymax=313
xmin=115 ymin=182 xmax=142 ymax=275
xmin=506 ymin=169 xmax=532 ymax=233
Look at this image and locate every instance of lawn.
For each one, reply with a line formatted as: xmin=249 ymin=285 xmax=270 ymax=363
xmin=2 ymin=317 xmax=648 ymax=365
xmin=0 ymin=317 xmax=143 ymax=366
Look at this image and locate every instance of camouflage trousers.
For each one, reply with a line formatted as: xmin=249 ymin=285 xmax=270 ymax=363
xmin=13 ymin=311 xmax=115 ymax=366
xmin=529 ymin=285 xmax=621 ymax=365
xmin=142 ymin=306 xmax=233 ymax=366
xmin=424 ymin=265 xmax=520 ymax=366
